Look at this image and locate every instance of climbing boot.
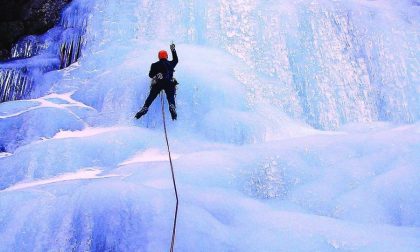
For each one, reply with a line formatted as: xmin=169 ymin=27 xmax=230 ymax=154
xmin=169 ymin=104 xmax=177 ymax=120
xmin=135 ymin=107 xmax=148 ymax=119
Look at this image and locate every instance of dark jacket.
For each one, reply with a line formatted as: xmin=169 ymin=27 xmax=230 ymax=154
xmin=149 ymin=49 xmax=178 ymax=83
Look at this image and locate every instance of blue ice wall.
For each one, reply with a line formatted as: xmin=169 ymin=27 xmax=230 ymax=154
xmin=1 ymin=0 xmax=418 ymax=128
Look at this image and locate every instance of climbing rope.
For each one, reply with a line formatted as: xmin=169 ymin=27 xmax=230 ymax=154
xmin=160 ymin=92 xmax=179 ymax=252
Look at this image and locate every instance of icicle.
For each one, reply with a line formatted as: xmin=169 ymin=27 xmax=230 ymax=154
xmin=57 ymin=1 xmax=89 ymax=69
xmin=10 ymin=36 xmax=46 ymax=59
xmin=0 ymin=68 xmax=33 ymax=102
xmin=59 ymin=34 xmax=85 ymax=69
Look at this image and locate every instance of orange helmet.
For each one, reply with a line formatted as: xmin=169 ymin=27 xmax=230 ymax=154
xmin=158 ymin=50 xmax=168 ymax=60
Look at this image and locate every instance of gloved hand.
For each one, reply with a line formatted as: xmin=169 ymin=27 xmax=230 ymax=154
xmin=156 ymin=73 xmax=163 ymax=79
xmin=170 ymin=43 xmax=175 ymax=51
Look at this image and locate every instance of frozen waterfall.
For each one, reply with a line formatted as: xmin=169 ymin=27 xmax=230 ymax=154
xmin=0 ymin=0 xmax=419 ymax=251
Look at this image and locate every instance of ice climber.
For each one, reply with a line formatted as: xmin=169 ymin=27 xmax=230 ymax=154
xmin=135 ymin=43 xmax=179 ymax=120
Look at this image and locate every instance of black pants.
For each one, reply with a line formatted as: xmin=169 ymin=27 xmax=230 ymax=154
xmin=143 ymin=82 xmax=176 ymax=109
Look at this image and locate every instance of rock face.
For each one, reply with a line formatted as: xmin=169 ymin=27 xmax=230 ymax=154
xmin=0 ymin=0 xmax=72 ymax=59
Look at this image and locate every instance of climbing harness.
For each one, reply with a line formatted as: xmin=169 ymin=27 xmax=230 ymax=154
xmin=160 ymin=92 xmax=179 ymax=252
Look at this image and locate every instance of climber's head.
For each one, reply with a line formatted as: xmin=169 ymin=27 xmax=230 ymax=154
xmin=158 ymin=50 xmax=168 ymax=60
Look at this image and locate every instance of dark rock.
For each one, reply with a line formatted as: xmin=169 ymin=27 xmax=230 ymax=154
xmin=0 ymin=49 xmax=9 ymax=59
xmin=0 ymin=21 xmax=25 ymax=45
xmin=0 ymin=1 xmax=26 ymax=22
xmin=0 ymin=0 xmax=72 ymax=60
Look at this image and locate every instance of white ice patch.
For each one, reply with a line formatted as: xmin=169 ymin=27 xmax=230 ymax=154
xmin=0 ymin=152 xmax=12 ymax=158
xmin=119 ymin=148 xmax=180 ymax=166
xmin=2 ymin=168 xmax=119 ymax=192
xmin=53 ymin=127 xmax=125 ymax=139
xmin=0 ymin=92 xmax=93 ymax=119
xmin=40 ymin=92 xmax=92 ymax=109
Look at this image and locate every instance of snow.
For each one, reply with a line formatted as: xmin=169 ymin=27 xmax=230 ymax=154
xmin=0 ymin=0 xmax=419 ymax=251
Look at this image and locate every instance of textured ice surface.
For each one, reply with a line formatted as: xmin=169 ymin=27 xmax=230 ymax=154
xmin=0 ymin=0 xmax=419 ymax=251
xmin=1 ymin=124 xmax=419 ymax=251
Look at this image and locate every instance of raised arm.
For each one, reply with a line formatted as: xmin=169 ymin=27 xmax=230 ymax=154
xmin=170 ymin=44 xmax=178 ymax=67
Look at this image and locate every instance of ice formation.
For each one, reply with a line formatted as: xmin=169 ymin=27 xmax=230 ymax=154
xmin=0 ymin=0 xmax=419 ymax=251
